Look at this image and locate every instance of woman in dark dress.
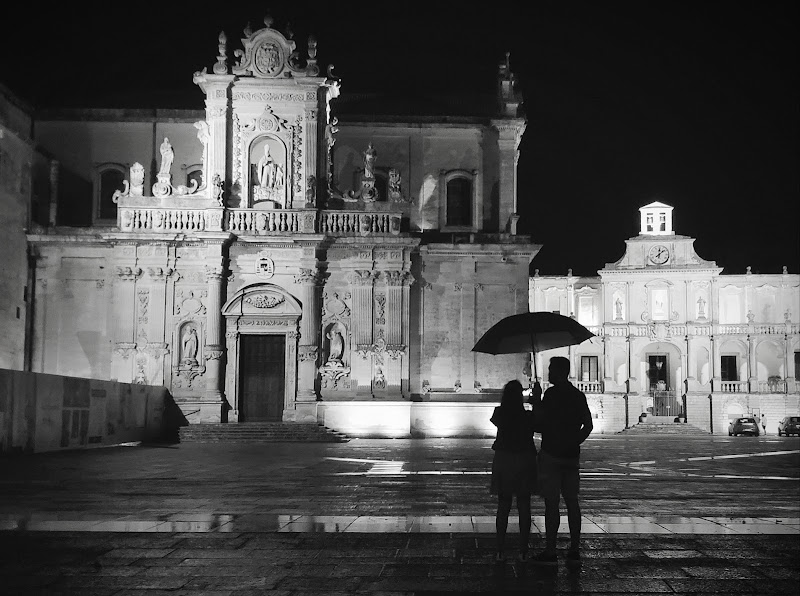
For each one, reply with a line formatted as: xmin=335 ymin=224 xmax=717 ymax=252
xmin=490 ymin=380 xmax=537 ymax=562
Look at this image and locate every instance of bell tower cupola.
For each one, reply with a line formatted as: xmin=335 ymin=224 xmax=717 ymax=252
xmin=639 ymin=201 xmax=674 ymax=236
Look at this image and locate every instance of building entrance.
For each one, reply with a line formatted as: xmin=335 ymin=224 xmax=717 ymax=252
xmin=239 ymin=334 xmax=286 ymax=422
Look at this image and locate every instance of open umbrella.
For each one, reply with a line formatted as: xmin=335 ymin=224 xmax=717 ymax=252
xmin=471 ymin=311 xmax=595 ymax=381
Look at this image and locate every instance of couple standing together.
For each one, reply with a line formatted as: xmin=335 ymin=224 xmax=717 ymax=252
xmin=490 ymin=356 xmax=593 ymax=565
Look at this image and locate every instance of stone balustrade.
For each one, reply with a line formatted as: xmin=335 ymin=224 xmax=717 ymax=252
xmin=716 ymin=380 xmax=748 ymax=393
xmin=116 ymin=204 xmax=403 ymax=237
xmin=576 ymin=380 xmax=603 ymax=394
xmin=319 ymin=210 xmax=401 ymax=236
xmin=119 ymin=207 xmax=214 ymax=232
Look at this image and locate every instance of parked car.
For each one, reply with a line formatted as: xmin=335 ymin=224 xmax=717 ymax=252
xmin=777 ymin=416 xmax=800 ymax=437
xmin=729 ymin=417 xmax=760 ymax=436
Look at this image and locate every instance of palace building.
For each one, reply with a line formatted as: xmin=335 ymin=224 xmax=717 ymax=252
xmin=0 ymin=18 xmax=536 ymax=437
xmin=529 ymin=201 xmax=800 ymax=434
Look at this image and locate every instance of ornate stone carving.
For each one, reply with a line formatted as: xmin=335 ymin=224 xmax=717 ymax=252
xmin=205 ymin=265 xmax=226 ymax=281
xmin=373 ymin=367 xmax=386 ymax=390
xmin=322 ymin=292 xmax=351 ymax=321
xmin=114 ymin=342 xmax=137 ymax=359
xmin=213 ymin=31 xmax=228 ymax=74
xmin=116 ymin=266 xmax=142 ymax=281
xmin=348 ymin=270 xmax=377 ymax=286
xmin=205 ymin=349 xmax=224 ymax=361
xmin=294 ymin=267 xmax=321 ymax=285
xmin=374 ymin=294 xmax=386 ymax=325
xmin=292 ymin=116 xmax=303 ymax=200
xmin=388 ymin=168 xmax=403 ymax=201
xmin=299 ymin=346 xmax=318 ymax=362
xmin=244 ymin=293 xmax=285 ymax=308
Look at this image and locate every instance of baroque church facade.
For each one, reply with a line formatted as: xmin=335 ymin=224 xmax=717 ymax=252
xmin=529 ymin=202 xmax=800 ymax=435
xmin=1 ymin=18 xmax=536 ymax=437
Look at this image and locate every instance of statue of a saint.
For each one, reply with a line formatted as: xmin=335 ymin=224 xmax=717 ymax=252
xmin=697 ymin=296 xmax=707 ymax=318
xmin=254 ymin=144 xmax=285 ymax=203
xmin=158 ymin=138 xmax=174 ymax=176
xmin=363 ymin=142 xmax=377 ymax=179
xmin=182 ymin=327 xmax=199 ymax=365
xmin=326 ymin=328 xmax=344 ymax=364
xmin=614 ymin=297 xmax=623 ymax=319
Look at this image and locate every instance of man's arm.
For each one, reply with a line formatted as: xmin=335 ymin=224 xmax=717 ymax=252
xmin=577 ymin=393 xmax=593 ymax=444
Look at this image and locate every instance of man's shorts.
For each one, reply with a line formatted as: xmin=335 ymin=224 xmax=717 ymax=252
xmin=537 ymin=450 xmax=580 ymax=500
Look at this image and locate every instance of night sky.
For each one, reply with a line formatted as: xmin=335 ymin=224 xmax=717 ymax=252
xmin=4 ymin=1 xmax=797 ymax=276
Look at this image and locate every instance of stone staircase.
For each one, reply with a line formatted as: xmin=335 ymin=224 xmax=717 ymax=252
xmin=619 ymin=416 xmax=711 ymax=436
xmin=179 ymin=422 xmax=349 ymax=443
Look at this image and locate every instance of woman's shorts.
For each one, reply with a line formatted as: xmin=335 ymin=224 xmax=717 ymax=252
xmin=537 ymin=450 xmax=580 ymax=500
xmin=490 ymin=449 xmax=537 ymax=496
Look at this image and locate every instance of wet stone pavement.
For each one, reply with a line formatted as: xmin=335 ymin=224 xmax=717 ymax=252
xmin=1 ymin=435 xmax=799 ymax=595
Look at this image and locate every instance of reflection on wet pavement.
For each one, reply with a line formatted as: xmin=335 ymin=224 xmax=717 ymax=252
xmin=1 ymin=512 xmax=797 ymax=534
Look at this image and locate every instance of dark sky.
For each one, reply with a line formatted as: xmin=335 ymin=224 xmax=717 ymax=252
xmin=4 ymin=1 xmax=797 ymax=276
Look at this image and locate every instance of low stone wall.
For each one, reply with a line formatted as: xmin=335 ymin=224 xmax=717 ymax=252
xmin=0 ymin=369 xmax=185 ymax=453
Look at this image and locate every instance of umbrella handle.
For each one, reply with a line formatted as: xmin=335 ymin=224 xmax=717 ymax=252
xmin=531 ymin=330 xmax=537 ymax=382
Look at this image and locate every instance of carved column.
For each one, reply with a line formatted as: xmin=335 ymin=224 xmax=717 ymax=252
xmin=294 ymin=268 xmax=321 ymax=418
xmin=204 ymin=262 xmax=226 ymax=411
xmin=143 ymin=265 xmax=172 ymax=386
xmin=348 ymin=270 xmax=376 ymax=397
xmin=112 ymin=263 xmax=142 ymax=382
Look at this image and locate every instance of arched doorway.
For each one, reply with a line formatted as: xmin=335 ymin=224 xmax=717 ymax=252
xmin=222 ymin=283 xmax=302 ymax=423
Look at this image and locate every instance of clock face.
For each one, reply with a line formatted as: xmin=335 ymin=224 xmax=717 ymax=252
xmin=649 ymin=245 xmax=670 ymax=265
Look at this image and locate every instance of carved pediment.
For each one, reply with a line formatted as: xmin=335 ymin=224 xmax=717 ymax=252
xmin=231 ymin=15 xmax=320 ymax=79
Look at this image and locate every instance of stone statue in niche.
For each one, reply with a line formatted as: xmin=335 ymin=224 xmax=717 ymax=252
xmin=182 ymin=327 xmax=199 ymax=365
xmin=252 ymin=144 xmax=285 ymax=206
xmin=614 ymin=297 xmax=623 ymax=320
xmin=697 ymin=296 xmax=707 ymax=319
xmin=326 ymin=327 xmax=344 ymax=365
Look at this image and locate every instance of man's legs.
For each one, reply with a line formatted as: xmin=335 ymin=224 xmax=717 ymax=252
xmin=543 ymin=495 xmax=560 ymax=554
xmin=564 ymin=496 xmax=581 ymax=552
xmin=517 ymin=493 xmax=532 ymax=557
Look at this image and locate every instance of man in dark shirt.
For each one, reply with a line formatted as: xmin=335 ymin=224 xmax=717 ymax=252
xmin=530 ymin=356 xmax=593 ymax=565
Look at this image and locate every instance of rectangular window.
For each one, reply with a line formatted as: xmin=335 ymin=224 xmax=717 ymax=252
xmin=581 ymin=356 xmax=599 ymax=382
xmin=659 ymin=212 xmax=666 ymax=231
xmin=721 ymin=355 xmax=738 ymax=382
xmin=577 ymin=296 xmax=595 ymax=326
xmin=446 ymin=178 xmax=472 ymax=227
xmin=646 ymin=214 xmax=653 ymax=232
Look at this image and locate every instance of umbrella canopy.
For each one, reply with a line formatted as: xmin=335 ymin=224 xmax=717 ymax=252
xmin=472 ymin=311 xmax=595 ymax=379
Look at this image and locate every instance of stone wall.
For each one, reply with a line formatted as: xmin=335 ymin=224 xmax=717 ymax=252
xmin=0 ymin=368 xmax=183 ymax=453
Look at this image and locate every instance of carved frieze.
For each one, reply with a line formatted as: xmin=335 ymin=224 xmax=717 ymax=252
xmin=374 ymin=294 xmax=386 ymax=325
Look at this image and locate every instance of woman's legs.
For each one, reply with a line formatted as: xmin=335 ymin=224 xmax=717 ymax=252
xmin=496 ymin=494 xmax=513 ymax=556
xmin=517 ymin=492 xmax=532 ymax=557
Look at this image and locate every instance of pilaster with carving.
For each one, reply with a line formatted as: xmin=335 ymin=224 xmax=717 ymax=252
xmin=348 ymin=269 xmax=377 ymax=395
xmin=492 ymin=118 xmax=526 ymax=234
